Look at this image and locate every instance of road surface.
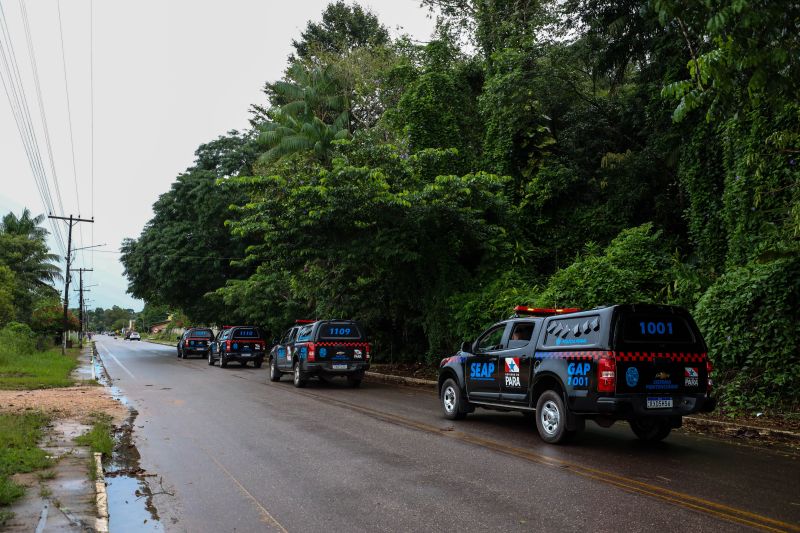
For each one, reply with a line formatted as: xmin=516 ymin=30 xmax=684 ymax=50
xmin=94 ymin=336 xmax=800 ymax=533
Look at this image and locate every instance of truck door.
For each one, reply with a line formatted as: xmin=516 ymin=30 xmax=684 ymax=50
xmin=465 ymin=323 xmax=509 ymax=400
xmin=499 ymin=321 xmax=537 ymax=403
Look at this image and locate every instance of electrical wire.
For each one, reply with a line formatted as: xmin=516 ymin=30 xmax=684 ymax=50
xmin=19 ymin=0 xmax=67 ymax=225
xmin=56 ymin=0 xmax=86 ymax=267
xmin=0 ymin=0 xmax=67 ymax=255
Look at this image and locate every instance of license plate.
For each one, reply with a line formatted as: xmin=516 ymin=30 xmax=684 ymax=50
xmin=332 ymin=364 xmax=348 ymax=370
xmin=647 ymin=397 xmax=673 ymax=409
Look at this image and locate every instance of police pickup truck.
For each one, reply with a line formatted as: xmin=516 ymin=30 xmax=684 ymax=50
xmin=269 ymin=319 xmax=371 ymax=388
xmin=438 ymin=304 xmax=716 ymax=444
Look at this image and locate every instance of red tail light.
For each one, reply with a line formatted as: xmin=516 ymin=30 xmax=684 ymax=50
xmin=365 ymin=343 xmax=371 ymax=360
xmin=184 ymin=339 xmax=189 ymax=347
xmin=307 ymin=343 xmax=316 ymax=362
xmin=226 ymin=340 xmax=231 ymax=351
xmin=706 ymin=358 xmax=713 ymax=392
xmin=597 ymin=354 xmax=616 ymax=393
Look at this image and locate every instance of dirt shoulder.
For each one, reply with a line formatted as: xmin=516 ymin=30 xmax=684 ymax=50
xmin=0 ymin=384 xmax=128 ymax=424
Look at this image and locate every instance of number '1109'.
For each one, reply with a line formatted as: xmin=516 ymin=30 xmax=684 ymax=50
xmin=639 ymin=321 xmax=673 ymax=335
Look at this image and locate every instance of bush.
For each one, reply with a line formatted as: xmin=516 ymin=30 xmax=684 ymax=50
xmin=694 ymin=256 xmax=800 ymax=413
xmin=0 ymin=324 xmax=35 ymax=356
xmin=536 ymin=223 xmax=672 ymax=308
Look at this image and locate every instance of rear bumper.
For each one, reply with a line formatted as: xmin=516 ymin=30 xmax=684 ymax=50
xmin=303 ymin=362 xmax=370 ymax=376
xmin=224 ymin=351 xmax=264 ymax=361
xmin=185 ymin=347 xmax=210 ymax=354
xmin=593 ymin=394 xmax=716 ymax=418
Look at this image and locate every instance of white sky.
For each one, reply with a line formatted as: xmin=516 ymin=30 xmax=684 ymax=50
xmin=0 ymin=0 xmax=436 ymax=312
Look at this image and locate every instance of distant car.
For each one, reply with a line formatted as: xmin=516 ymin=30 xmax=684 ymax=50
xmin=269 ymin=319 xmax=371 ymax=388
xmin=209 ymin=326 xmax=266 ymax=368
xmin=177 ymin=328 xmax=214 ymax=359
xmin=129 ymin=332 xmax=141 ymax=341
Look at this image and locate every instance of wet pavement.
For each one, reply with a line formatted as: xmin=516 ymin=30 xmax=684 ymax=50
xmin=95 ymin=336 xmax=800 ymax=533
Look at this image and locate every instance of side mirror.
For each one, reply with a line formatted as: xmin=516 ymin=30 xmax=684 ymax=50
xmin=460 ymin=341 xmax=472 ymax=353
xmin=272 ymin=339 xmax=279 ymax=345
xmin=176 ymin=336 xmax=181 ymax=341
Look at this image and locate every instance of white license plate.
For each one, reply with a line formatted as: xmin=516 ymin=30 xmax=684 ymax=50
xmin=332 ymin=364 xmax=348 ymax=370
xmin=647 ymin=397 xmax=673 ymax=409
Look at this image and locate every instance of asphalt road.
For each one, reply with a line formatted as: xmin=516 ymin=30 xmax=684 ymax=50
xmin=94 ymin=336 xmax=800 ymax=533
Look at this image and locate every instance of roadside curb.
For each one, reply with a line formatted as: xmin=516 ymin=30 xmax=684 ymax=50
xmin=94 ymin=452 xmax=109 ymax=533
xmin=363 ymin=371 xmax=800 ymax=443
xmin=144 ymin=339 xmax=174 ymax=347
xmin=364 ymin=371 xmax=436 ymax=389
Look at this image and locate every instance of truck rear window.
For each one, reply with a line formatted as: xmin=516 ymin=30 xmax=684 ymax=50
xmin=318 ymin=322 xmax=363 ymax=341
xmin=233 ymin=328 xmax=261 ymax=339
xmin=190 ymin=330 xmax=212 ymax=337
xmin=621 ymin=315 xmax=695 ymax=343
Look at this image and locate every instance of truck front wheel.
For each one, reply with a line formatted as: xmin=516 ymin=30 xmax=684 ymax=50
xmin=440 ymin=378 xmax=468 ymax=420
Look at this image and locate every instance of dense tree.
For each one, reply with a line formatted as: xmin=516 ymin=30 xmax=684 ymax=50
xmin=0 ymin=210 xmax=61 ymax=323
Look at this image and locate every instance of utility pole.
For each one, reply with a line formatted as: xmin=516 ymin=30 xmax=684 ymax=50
xmin=50 ymin=215 xmax=94 ymax=354
xmin=71 ymin=271 xmax=93 ymax=348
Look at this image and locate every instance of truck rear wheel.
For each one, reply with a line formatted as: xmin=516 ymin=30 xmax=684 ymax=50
xmin=293 ymin=361 xmax=306 ymax=388
xmin=440 ymin=378 xmax=468 ymax=420
xmin=535 ymin=390 xmax=576 ymax=444
xmin=629 ymin=417 xmax=672 ymax=442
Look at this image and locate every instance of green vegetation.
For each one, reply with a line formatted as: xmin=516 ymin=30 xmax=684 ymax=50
xmin=0 ymin=325 xmax=79 ymax=390
xmin=0 ymin=412 xmax=52 ymax=511
xmin=74 ymin=414 xmax=114 ymax=457
xmin=120 ymin=1 xmax=799 ymax=414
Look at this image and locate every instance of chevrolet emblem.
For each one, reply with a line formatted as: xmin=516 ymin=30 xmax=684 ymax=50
xmin=655 ymin=371 xmax=670 ymax=380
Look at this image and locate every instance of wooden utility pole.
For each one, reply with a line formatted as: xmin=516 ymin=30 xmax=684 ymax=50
xmin=49 ymin=215 xmax=94 ymax=354
xmin=71 ymin=270 xmax=93 ymax=348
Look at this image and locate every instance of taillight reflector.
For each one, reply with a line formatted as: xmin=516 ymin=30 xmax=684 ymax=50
xmin=226 ymin=340 xmax=231 ymax=350
xmin=366 ymin=343 xmax=371 ymax=360
xmin=597 ymin=355 xmax=616 ymax=393
xmin=706 ymin=358 xmax=713 ymax=392
xmin=307 ymin=343 xmax=316 ymax=362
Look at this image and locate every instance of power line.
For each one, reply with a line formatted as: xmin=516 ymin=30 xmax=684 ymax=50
xmin=0 ymin=0 xmax=66 ymax=255
xmin=56 ymin=0 xmax=86 ymax=268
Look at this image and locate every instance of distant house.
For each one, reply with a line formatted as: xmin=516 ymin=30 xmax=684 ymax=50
xmin=150 ymin=321 xmax=170 ymax=334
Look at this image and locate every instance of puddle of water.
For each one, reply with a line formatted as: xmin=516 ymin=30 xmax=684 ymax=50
xmin=105 ymin=475 xmax=162 ymax=532
xmin=94 ymin=345 xmax=165 ymax=531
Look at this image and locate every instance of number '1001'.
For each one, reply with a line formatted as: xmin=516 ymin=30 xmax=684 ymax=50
xmin=639 ymin=321 xmax=672 ymax=335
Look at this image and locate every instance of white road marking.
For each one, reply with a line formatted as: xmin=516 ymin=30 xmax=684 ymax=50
xmin=97 ymin=342 xmax=136 ymax=380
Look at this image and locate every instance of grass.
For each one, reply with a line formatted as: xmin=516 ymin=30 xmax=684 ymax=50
xmin=0 ymin=412 xmax=52 ymax=511
xmin=0 ymin=346 xmax=80 ymax=390
xmin=74 ymin=413 xmax=114 ymax=456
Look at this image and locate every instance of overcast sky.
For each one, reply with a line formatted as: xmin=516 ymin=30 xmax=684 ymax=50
xmin=0 ymin=0 xmax=436 ymax=312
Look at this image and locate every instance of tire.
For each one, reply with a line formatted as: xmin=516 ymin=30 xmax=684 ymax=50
xmin=293 ymin=360 xmax=306 ymax=388
xmin=269 ymin=358 xmax=282 ymax=382
xmin=208 ymin=351 xmax=214 ymax=366
xmin=254 ymin=358 xmax=263 ymax=369
xmin=177 ymin=347 xmax=182 ymax=359
xmin=535 ymin=390 xmax=576 ymax=444
xmin=220 ymin=353 xmax=228 ymax=368
xmin=347 ymin=375 xmax=362 ymax=388
xmin=629 ymin=417 xmax=672 ymax=442
xmin=241 ymin=360 xmax=248 ymax=367
xmin=440 ymin=378 xmax=468 ymax=420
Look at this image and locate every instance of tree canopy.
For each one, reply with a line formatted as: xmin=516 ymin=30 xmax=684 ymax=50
xmin=121 ymin=1 xmax=799 ymax=413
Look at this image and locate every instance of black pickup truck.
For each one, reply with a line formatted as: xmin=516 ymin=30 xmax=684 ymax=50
xmin=438 ymin=304 xmax=716 ymax=444
xmin=269 ymin=320 xmax=371 ymax=388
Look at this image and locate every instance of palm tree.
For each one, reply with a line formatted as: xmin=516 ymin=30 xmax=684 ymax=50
xmin=257 ymin=63 xmax=351 ymax=165
xmin=0 ymin=209 xmax=63 ymax=288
